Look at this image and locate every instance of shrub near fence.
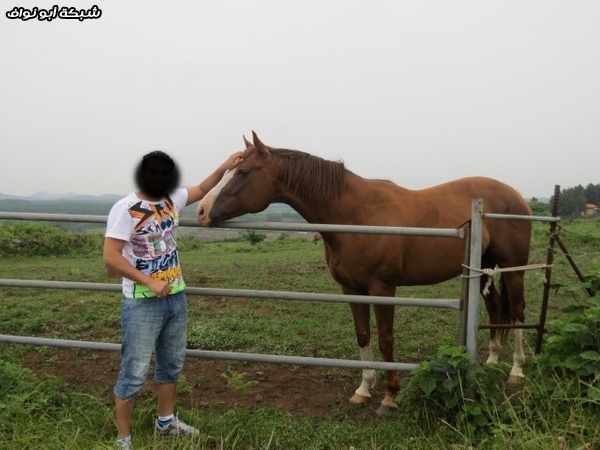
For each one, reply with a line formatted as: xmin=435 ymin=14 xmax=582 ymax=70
xmin=0 ymin=222 xmax=103 ymax=257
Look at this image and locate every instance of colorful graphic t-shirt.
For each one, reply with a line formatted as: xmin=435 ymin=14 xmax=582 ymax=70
xmin=105 ymin=189 xmax=188 ymax=298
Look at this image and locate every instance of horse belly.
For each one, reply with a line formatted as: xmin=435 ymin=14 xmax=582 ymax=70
xmin=326 ymin=237 xmax=464 ymax=289
xmin=396 ymin=237 xmax=465 ymax=285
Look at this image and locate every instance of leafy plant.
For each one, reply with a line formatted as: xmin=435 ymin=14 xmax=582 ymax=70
xmin=221 ymin=367 xmax=259 ymax=392
xmin=0 ymin=222 xmax=103 ymax=257
xmin=528 ymin=200 xmax=551 ymax=217
xmin=397 ymin=345 xmax=506 ymax=437
xmin=534 ymin=268 xmax=600 ymax=395
xmin=240 ymin=229 xmax=267 ymax=245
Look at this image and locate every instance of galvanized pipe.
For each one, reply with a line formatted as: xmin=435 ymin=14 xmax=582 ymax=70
xmin=484 ymin=213 xmax=560 ymax=222
xmin=0 ymin=212 xmax=465 ymax=239
xmin=465 ymin=199 xmax=484 ymax=359
xmin=0 ymin=334 xmax=419 ymax=372
xmin=0 ymin=278 xmax=461 ymax=309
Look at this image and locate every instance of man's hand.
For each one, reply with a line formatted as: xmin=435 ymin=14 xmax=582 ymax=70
xmin=147 ymin=278 xmax=171 ymax=298
xmin=221 ymin=151 xmax=245 ymax=171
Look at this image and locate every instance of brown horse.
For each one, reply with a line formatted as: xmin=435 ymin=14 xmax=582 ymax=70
xmin=197 ymin=132 xmax=532 ymax=414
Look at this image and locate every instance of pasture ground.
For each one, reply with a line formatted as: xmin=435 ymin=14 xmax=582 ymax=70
xmin=1 ymin=220 xmax=599 ymax=449
xmin=18 ymin=346 xmax=370 ymax=418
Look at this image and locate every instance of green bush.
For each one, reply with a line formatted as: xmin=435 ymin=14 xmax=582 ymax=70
xmin=529 ymin=200 xmax=551 ymax=216
xmin=0 ymin=222 xmax=103 ymax=257
xmin=240 ymin=229 xmax=267 ymax=245
xmin=397 ymin=345 xmax=506 ymax=437
xmin=534 ymin=268 xmax=600 ymax=396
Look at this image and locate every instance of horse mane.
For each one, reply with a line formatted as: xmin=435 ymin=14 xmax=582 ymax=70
xmin=264 ymin=147 xmax=347 ymax=204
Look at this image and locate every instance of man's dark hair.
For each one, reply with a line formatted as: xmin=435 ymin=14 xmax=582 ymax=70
xmin=140 ymin=150 xmax=174 ymax=171
xmin=134 ymin=150 xmax=181 ymax=196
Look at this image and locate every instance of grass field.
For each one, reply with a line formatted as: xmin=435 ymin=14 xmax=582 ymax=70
xmin=0 ymin=219 xmax=598 ymax=449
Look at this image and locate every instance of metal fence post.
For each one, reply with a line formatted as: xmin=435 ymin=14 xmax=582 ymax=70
xmin=465 ymin=198 xmax=484 ymax=359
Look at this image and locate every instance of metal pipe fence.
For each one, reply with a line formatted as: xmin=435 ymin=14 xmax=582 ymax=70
xmin=0 ymin=204 xmax=560 ymax=370
xmin=0 ymin=211 xmax=467 ymax=372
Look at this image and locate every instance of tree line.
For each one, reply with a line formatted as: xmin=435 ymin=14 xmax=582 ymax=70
xmin=550 ymin=183 xmax=600 ymax=218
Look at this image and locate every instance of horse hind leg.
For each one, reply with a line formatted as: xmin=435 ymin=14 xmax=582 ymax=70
xmin=482 ymin=271 xmax=526 ymax=384
xmin=502 ymin=271 xmax=526 ymax=384
xmin=481 ymin=275 xmax=503 ymax=365
xmin=509 ymin=321 xmax=525 ymax=383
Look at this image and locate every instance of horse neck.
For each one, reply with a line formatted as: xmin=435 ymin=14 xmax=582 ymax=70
xmin=279 ymin=173 xmax=362 ymax=225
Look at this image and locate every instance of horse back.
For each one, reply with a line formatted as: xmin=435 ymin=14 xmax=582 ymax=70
xmin=322 ymin=175 xmax=531 ymax=288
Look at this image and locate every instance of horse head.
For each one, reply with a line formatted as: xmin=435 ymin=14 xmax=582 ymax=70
xmin=197 ymin=131 xmax=278 ymax=226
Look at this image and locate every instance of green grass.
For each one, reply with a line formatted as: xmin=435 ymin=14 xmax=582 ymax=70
xmin=0 ymin=219 xmax=599 ymax=449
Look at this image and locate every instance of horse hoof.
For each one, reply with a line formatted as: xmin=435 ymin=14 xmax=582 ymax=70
xmin=349 ymin=393 xmax=370 ymax=404
xmin=508 ymin=374 xmax=524 ymax=385
xmin=376 ymin=404 xmax=397 ymax=417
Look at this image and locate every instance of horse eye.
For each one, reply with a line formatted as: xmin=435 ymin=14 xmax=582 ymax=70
xmin=238 ymin=168 xmax=249 ymax=175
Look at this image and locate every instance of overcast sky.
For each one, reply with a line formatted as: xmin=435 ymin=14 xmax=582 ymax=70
xmin=1 ymin=1 xmax=598 ymax=199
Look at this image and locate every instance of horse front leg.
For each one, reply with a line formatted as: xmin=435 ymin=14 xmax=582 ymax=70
xmin=352 ymin=343 xmax=376 ymax=402
xmin=373 ymin=303 xmax=399 ymax=416
xmin=347 ymin=302 xmax=376 ymax=404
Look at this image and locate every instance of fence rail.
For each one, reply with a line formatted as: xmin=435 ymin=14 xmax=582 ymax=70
xmin=0 ymin=278 xmax=461 ymax=309
xmin=0 ymin=334 xmax=420 ymax=372
xmin=0 ymin=202 xmax=562 ymax=366
xmin=0 ymin=210 xmax=471 ymax=372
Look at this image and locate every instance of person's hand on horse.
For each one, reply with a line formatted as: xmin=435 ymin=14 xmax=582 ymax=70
xmin=221 ymin=151 xmax=244 ymax=172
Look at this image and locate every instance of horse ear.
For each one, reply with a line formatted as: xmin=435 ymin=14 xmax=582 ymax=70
xmin=243 ymin=135 xmax=252 ymax=149
xmin=252 ymin=131 xmax=269 ymax=156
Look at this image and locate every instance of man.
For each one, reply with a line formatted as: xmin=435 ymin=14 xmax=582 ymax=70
xmin=103 ymin=150 xmax=243 ymax=449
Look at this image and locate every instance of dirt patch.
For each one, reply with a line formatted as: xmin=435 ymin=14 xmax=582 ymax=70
xmin=19 ymin=347 xmax=389 ymax=419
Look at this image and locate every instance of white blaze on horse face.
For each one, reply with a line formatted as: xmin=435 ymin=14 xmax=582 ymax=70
xmin=354 ymin=345 xmax=376 ymax=398
xmin=197 ymin=169 xmax=235 ymax=226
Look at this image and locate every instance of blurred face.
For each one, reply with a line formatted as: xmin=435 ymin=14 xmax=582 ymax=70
xmin=140 ymin=158 xmax=173 ymax=199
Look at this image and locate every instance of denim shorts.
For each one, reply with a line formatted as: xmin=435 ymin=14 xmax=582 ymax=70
xmin=114 ymin=291 xmax=188 ymax=400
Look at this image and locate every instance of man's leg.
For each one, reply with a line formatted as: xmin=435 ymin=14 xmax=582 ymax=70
xmin=156 ymin=382 xmax=176 ymax=417
xmin=114 ymin=296 xmax=162 ymax=442
xmin=115 ymin=396 xmax=136 ymax=440
xmin=154 ymin=292 xmax=199 ymax=436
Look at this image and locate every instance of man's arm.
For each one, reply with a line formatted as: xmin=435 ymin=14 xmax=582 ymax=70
xmin=103 ymin=237 xmax=171 ymax=297
xmin=186 ymin=151 xmax=244 ymax=206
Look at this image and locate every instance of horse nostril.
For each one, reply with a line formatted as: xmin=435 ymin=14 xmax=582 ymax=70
xmin=197 ymin=205 xmax=206 ymax=223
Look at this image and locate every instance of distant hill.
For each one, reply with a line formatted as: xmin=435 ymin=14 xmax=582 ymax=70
xmin=0 ymin=192 xmax=302 ymax=225
xmin=0 ymin=191 xmax=123 ymax=203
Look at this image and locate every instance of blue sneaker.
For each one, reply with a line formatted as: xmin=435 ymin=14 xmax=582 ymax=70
xmin=115 ymin=437 xmax=133 ymax=449
xmin=155 ymin=413 xmax=200 ymax=436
